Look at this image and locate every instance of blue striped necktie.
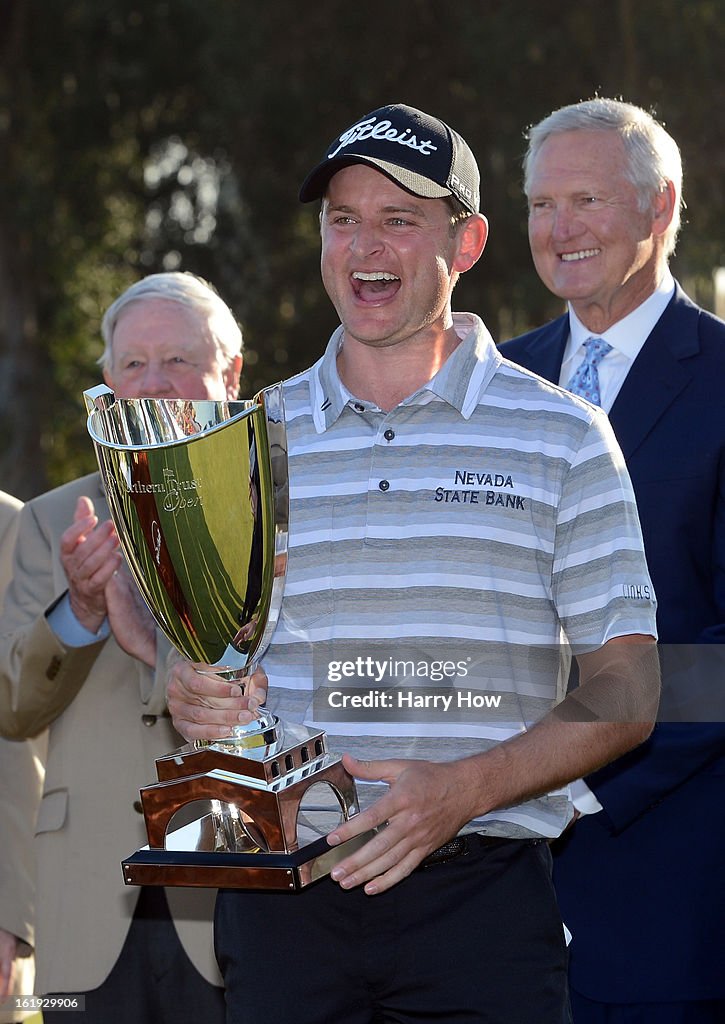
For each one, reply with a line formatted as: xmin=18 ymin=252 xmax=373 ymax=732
xmin=566 ymin=336 xmax=613 ymax=406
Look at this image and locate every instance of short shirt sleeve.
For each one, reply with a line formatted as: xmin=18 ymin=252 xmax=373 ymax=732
xmin=551 ymin=408 xmax=657 ymax=652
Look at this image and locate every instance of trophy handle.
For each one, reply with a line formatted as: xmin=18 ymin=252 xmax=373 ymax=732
xmin=249 ymin=382 xmax=289 ymax=665
xmin=83 ymin=383 xmax=115 ymax=413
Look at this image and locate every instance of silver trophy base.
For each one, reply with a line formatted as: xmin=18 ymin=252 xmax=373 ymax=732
xmin=122 ymin=718 xmax=373 ymax=891
xmin=122 ymin=817 xmax=377 ymax=891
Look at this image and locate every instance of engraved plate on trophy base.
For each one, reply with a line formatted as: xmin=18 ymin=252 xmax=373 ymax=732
xmin=121 ymin=830 xmax=378 ymax=891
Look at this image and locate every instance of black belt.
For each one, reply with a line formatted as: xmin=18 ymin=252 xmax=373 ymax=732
xmin=418 ymin=833 xmax=523 ymax=869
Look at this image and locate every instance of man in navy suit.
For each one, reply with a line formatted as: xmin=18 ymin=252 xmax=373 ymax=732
xmin=501 ymin=98 xmax=725 ymax=1024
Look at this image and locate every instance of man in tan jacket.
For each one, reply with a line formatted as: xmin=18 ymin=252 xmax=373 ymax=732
xmin=0 ymin=490 xmax=46 ymax=1024
xmin=0 ymin=273 xmax=243 ymax=1023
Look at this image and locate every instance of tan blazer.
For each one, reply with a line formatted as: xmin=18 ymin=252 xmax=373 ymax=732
xmin=0 ymin=474 xmax=221 ymax=995
xmin=0 ymin=491 xmax=47 ymax=1022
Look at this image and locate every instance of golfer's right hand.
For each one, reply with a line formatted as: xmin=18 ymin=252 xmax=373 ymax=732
xmin=166 ymin=659 xmax=268 ymax=742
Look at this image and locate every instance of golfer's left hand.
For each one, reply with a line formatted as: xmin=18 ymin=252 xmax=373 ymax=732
xmin=327 ymin=753 xmax=473 ymax=895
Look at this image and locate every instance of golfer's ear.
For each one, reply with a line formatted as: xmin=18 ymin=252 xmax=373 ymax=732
xmin=454 ymin=214 xmax=488 ymax=274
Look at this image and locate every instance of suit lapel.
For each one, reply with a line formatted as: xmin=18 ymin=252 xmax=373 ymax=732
xmin=608 ymin=287 xmax=699 ymax=460
xmin=518 ymin=316 xmax=569 ymax=382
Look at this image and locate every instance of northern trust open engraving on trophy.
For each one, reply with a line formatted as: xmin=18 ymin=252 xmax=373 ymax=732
xmin=84 ymin=384 xmax=372 ymax=890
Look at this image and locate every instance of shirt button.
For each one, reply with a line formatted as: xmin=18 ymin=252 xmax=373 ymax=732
xmin=384 ymin=429 xmax=395 ymax=441
xmin=142 ymin=714 xmax=157 ymax=726
xmin=354 ymin=403 xmax=365 ymax=412
xmin=133 ymin=800 xmax=144 ymax=814
xmin=378 ymin=479 xmax=390 ymax=492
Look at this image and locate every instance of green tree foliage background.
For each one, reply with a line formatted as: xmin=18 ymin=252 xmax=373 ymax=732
xmin=1 ymin=0 xmax=723 ymax=498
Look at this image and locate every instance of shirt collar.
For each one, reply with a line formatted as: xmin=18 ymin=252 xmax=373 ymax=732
xmin=567 ymin=268 xmax=676 ymax=360
xmin=309 ymin=313 xmax=502 ymax=432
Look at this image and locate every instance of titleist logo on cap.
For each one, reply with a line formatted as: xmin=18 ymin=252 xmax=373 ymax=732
xmin=327 ymin=116 xmax=439 ymax=160
xmin=298 ymin=103 xmax=481 ymax=214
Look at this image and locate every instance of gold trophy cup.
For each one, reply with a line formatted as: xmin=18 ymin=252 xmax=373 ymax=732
xmin=84 ymin=384 xmax=372 ymax=890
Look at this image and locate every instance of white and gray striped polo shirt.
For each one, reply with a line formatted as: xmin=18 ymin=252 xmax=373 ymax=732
xmin=260 ymin=312 xmax=656 ymax=838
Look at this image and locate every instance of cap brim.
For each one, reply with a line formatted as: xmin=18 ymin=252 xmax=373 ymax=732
xmin=299 ymin=155 xmax=452 ymax=204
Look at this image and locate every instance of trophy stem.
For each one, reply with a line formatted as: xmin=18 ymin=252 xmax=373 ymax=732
xmin=190 ymin=664 xmax=279 ymax=752
xmin=193 ymin=661 xmax=254 ymax=684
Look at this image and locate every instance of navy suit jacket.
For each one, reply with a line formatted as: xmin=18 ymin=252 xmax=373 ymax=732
xmin=501 ymin=284 xmax=725 ymax=1002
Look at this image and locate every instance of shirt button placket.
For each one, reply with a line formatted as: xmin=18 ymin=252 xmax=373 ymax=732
xmin=365 ymin=419 xmax=396 ymax=537
xmin=377 ymin=422 xmax=394 ymax=493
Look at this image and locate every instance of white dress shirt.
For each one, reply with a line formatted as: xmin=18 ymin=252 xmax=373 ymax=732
xmin=558 ymin=270 xmax=676 ymax=412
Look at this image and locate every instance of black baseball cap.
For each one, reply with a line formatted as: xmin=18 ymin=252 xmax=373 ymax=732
xmin=299 ymin=103 xmax=480 ymax=214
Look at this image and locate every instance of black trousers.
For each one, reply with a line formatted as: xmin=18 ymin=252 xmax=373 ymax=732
xmin=44 ymin=887 xmax=225 ymax=1024
xmin=216 ymin=836 xmax=571 ymax=1024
